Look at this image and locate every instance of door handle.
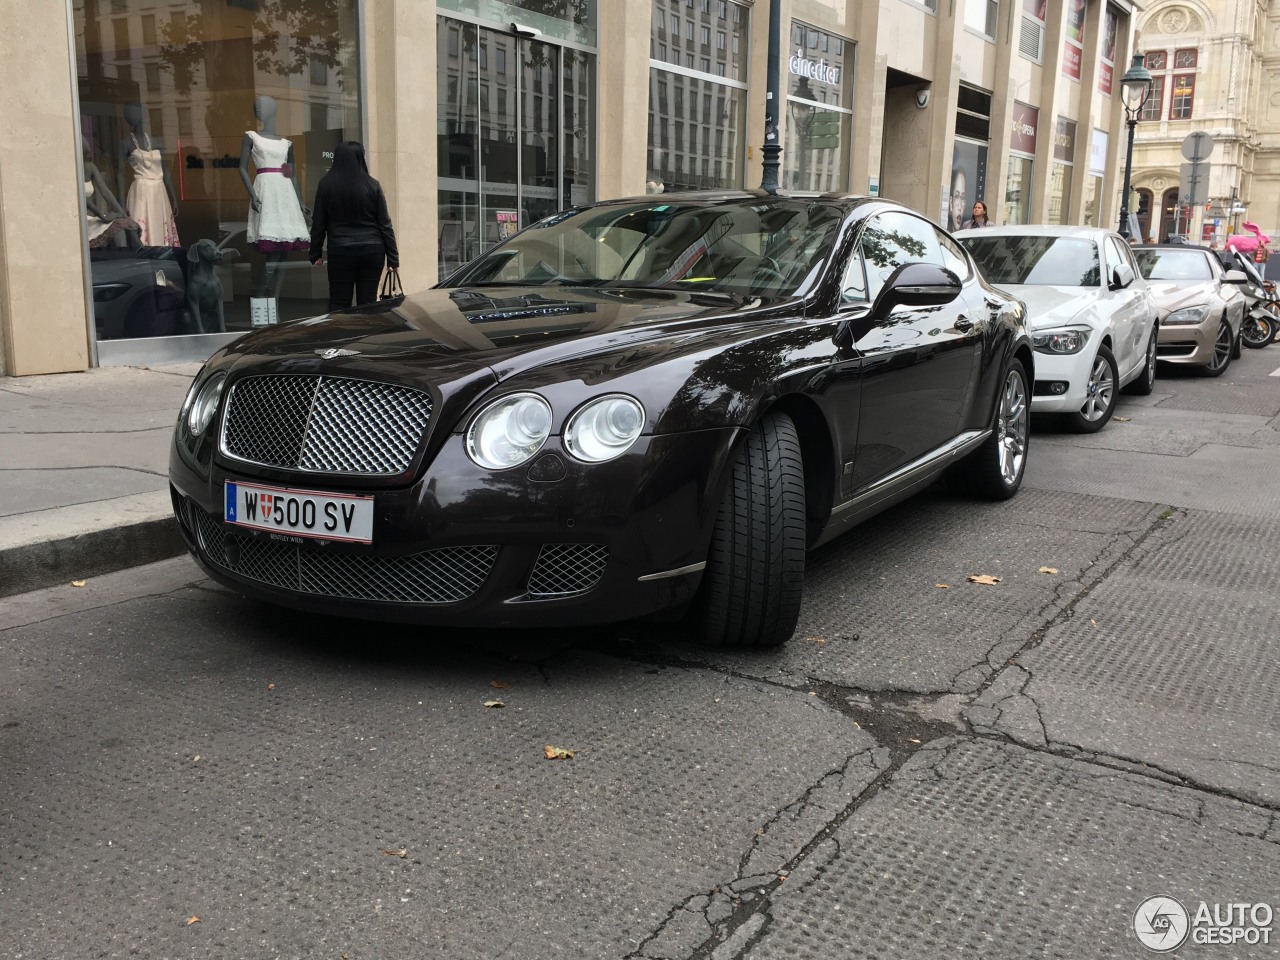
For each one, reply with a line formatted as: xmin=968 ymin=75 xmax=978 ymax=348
xmin=954 ymin=316 xmax=974 ymax=332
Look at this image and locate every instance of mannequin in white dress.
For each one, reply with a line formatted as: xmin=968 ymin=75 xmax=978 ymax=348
xmin=82 ymin=138 xmax=139 ymax=249
xmin=239 ymin=96 xmax=311 ymax=301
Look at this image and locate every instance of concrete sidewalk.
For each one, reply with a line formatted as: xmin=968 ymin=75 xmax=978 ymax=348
xmin=0 ymin=364 xmax=200 ymax=598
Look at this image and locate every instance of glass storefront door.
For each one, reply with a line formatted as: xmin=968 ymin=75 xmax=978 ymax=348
xmin=437 ymin=18 xmax=595 ymax=278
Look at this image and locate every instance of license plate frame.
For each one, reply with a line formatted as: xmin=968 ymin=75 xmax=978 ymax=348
xmin=224 ymin=481 xmax=374 ymax=544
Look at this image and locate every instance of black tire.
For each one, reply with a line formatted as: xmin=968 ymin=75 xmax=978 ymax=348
xmin=1124 ymin=325 xmax=1158 ymax=395
xmin=949 ymin=359 xmax=1029 ymax=501
xmin=1064 ymin=345 xmax=1119 ymax=434
xmin=698 ymin=413 xmax=806 ymax=648
xmin=1200 ymin=320 xmax=1234 ymax=378
xmin=1231 ymin=326 xmax=1243 ymax=360
xmin=1242 ymin=312 xmax=1276 ymax=349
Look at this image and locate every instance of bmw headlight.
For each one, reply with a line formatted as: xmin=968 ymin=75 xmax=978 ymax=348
xmin=564 ymin=395 xmax=646 ymax=463
xmin=1030 ymin=327 xmax=1091 ymax=355
xmin=1163 ymin=305 xmax=1212 ymax=325
xmin=466 ymin=393 xmax=553 ymax=469
xmin=186 ymin=374 xmax=226 ymax=437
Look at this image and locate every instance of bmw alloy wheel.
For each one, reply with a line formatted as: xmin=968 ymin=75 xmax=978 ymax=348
xmin=1081 ymin=354 xmax=1115 ymax=422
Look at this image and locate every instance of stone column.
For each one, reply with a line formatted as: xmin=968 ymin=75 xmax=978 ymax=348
xmin=0 ymin=0 xmax=90 ymax=375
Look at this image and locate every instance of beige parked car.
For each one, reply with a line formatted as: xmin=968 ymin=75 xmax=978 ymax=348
xmin=1132 ymin=244 xmax=1247 ymax=377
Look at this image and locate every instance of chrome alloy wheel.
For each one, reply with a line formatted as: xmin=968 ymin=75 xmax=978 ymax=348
xmin=997 ymin=367 xmax=1029 ymax=485
xmin=1206 ymin=322 xmax=1232 ymax=372
xmin=1080 ymin=354 xmax=1115 ymax=422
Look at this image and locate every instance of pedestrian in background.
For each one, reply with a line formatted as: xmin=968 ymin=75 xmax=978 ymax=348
xmin=309 ymin=141 xmax=399 ymax=311
xmin=961 ymin=200 xmax=993 ymax=230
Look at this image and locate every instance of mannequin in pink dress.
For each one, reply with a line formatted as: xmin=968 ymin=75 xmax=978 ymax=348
xmin=118 ymin=102 xmax=179 ymax=247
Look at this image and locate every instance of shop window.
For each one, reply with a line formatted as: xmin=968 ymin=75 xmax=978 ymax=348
xmin=74 ymin=0 xmax=364 ymax=344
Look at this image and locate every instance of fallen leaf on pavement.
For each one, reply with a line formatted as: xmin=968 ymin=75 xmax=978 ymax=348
xmin=807 ymin=636 xmax=827 ymax=645
xmin=909 ymin=738 xmax=922 ymax=744
xmin=967 ymin=574 xmax=1001 ymax=585
xmin=935 ymin=583 xmax=950 ymax=589
xmin=71 ymin=580 xmax=87 ymax=588
xmin=381 ymin=849 xmax=408 ymax=858
xmin=483 ymin=700 xmax=505 ymax=708
xmin=1091 ymin=618 xmax=1098 ymax=626
xmin=192 ymin=755 xmax=201 ymax=763
xmin=544 ymin=745 xmax=575 ymax=760
xmin=489 ymin=680 xmax=511 ymax=689
xmin=1112 ymin=416 xmax=1132 ymax=422
xmin=267 ymin=683 xmax=275 ymax=690
xmin=1038 ymin=566 xmax=1058 ymax=575
xmin=185 ymin=916 xmax=201 ymax=926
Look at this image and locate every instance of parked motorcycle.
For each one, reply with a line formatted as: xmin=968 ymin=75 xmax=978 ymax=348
xmin=1232 ymin=251 xmax=1278 ymax=349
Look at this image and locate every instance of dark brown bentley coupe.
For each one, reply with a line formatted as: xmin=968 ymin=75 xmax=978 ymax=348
xmin=170 ymin=192 xmax=1032 ymax=647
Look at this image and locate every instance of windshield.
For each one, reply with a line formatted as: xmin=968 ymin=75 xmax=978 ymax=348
xmin=443 ymin=198 xmax=844 ymax=297
xmin=1134 ymin=249 xmax=1212 ymax=281
xmin=959 ymin=235 xmax=1101 ymax=287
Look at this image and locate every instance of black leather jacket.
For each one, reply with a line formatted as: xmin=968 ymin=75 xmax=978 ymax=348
xmin=310 ymin=179 xmax=399 ymax=268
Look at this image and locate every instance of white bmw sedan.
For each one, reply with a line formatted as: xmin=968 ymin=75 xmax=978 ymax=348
xmin=957 ymin=225 xmax=1158 ymax=432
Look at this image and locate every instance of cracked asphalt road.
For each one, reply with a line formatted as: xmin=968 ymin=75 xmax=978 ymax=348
xmin=3 ymin=351 xmax=1280 ymax=958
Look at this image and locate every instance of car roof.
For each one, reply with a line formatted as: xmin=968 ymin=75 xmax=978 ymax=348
xmin=588 ymin=190 xmax=878 ymax=212
xmin=953 ymin=224 xmax=1116 ymax=240
xmin=1133 ymin=243 xmax=1214 ymax=253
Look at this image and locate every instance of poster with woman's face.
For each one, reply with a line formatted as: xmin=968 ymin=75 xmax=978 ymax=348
xmin=946 ymin=140 xmax=988 ymax=232
xmin=1102 ymin=7 xmax=1118 ymax=62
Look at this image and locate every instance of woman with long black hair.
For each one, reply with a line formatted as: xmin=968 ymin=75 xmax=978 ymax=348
xmin=309 ymin=141 xmax=399 ymax=310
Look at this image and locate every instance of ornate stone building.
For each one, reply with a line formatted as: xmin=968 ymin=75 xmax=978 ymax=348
xmin=1129 ymin=0 xmax=1275 ymax=246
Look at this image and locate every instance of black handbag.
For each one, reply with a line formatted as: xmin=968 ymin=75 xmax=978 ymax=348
xmin=378 ymin=267 xmax=404 ymax=301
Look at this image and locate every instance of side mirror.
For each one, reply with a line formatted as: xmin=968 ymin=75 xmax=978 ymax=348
xmin=870 ymin=262 xmax=962 ymax=317
xmin=1110 ymin=262 xmax=1136 ymax=290
xmin=1223 ymin=269 xmax=1249 ymax=285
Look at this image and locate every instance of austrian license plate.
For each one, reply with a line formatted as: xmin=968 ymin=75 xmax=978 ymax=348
xmin=224 ymin=481 xmax=374 ymax=544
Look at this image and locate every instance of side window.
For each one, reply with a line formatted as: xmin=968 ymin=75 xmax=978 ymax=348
xmin=855 ymin=212 xmax=944 ymax=302
xmin=936 ymin=228 xmax=971 ymax=281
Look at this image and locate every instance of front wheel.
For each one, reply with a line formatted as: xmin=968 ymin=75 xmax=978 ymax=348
xmin=698 ymin=412 xmax=806 ymax=648
xmin=1242 ymin=311 xmax=1277 ymax=349
xmin=1064 ymin=345 xmax=1119 ymax=434
xmin=1200 ymin=320 xmax=1234 ymax=377
xmin=949 ymin=359 xmax=1030 ymax=500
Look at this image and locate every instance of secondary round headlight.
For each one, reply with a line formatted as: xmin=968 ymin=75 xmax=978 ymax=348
xmin=564 ymin=395 xmax=646 ymax=463
xmin=187 ymin=374 xmax=226 ymax=437
xmin=466 ymin=393 xmax=553 ymax=469
xmin=1030 ymin=328 xmax=1090 ymax=355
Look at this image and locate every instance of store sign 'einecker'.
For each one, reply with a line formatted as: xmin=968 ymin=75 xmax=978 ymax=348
xmin=789 ymin=53 xmax=840 ymax=86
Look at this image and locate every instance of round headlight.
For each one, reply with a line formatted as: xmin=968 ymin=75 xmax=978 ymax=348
xmin=466 ymin=393 xmax=553 ymax=469
xmin=187 ymin=374 xmax=226 ymax=437
xmin=564 ymin=395 xmax=646 ymax=463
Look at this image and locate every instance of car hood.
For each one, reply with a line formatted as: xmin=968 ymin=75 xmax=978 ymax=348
xmin=994 ymin=285 xmax=1103 ymax=330
xmin=1143 ymin=280 xmax=1216 ymax=314
xmin=222 ymin=285 xmax=797 ymax=378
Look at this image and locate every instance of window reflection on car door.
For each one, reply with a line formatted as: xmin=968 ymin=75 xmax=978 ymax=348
xmin=1103 ymin=235 xmax=1145 ymax=376
xmin=842 ymin=211 xmax=978 ymax=491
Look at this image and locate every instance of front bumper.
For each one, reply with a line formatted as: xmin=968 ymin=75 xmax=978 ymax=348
xmin=1157 ymin=319 xmax=1217 ymax=366
xmin=1028 ymin=347 xmax=1095 ymax=414
xmin=170 ymin=429 xmax=737 ymax=628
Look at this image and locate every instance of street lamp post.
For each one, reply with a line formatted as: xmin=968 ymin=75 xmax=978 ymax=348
xmin=1117 ymin=53 xmax=1153 ymax=240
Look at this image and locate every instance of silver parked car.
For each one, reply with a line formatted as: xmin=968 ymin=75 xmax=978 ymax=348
xmin=1132 ymin=244 xmax=1247 ymax=377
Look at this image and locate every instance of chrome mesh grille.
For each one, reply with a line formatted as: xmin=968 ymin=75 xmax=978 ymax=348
xmin=527 ymin=543 xmax=609 ymax=597
xmin=193 ymin=505 xmax=495 ymax=604
xmin=222 ymin=375 xmax=433 ymax=475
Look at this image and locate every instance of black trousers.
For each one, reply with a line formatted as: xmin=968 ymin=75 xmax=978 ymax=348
xmin=326 ymin=251 xmax=386 ymax=311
